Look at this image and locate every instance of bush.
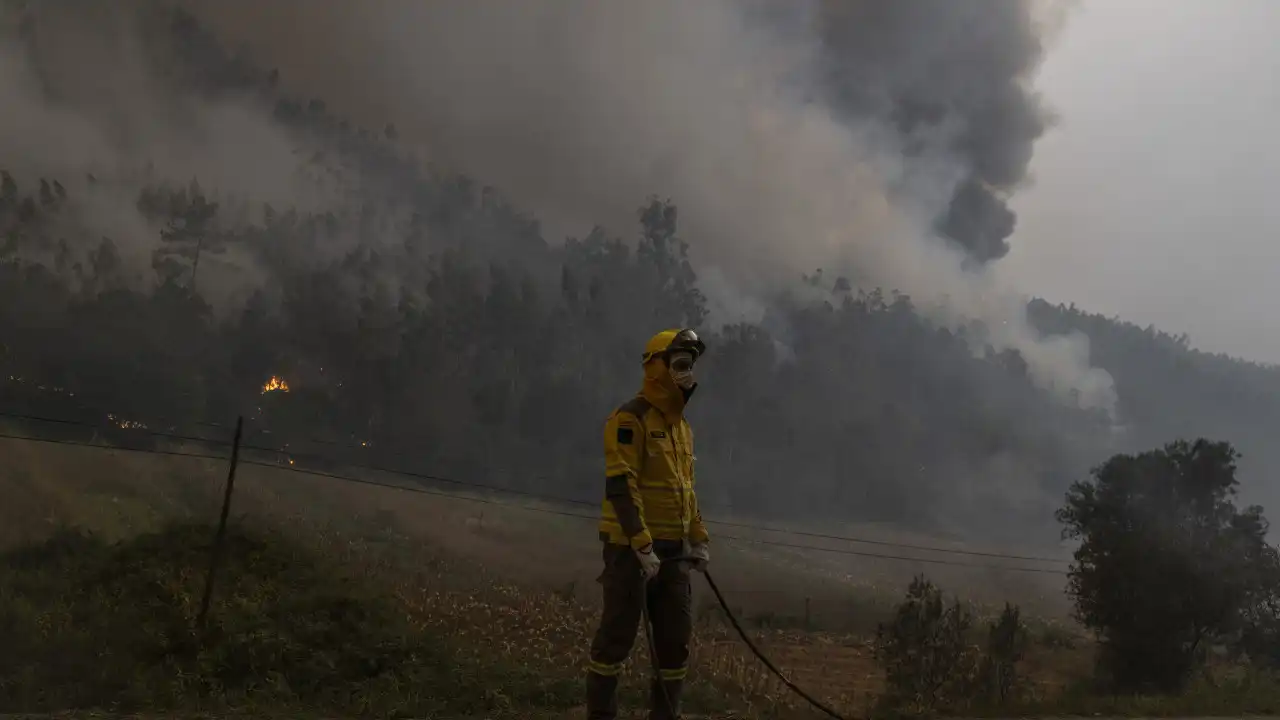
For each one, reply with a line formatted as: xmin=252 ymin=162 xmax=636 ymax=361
xmin=872 ymin=576 xmax=979 ymax=716
xmin=976 ymin=603 xmax=1030 ymax=706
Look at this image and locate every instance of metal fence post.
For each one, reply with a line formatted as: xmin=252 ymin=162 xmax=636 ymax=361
xmin=196 ymin=415 xmax=244 ymax=632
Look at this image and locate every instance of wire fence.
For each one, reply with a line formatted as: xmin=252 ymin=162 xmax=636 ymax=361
xmin=0 ymin=405 xmax=1075 ymax=629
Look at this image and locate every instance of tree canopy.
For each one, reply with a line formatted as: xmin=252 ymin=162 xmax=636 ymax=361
xmin=1057 ymin=439 xmax=1280 ymax=691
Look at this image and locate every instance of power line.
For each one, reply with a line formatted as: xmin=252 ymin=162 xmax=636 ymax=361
xmin=238 ymin=457 xmax=1066 ymax=575
xmin=0 ymin=410 xmax=235 ymax=448
xmin=0 ymin=406 xmax=576 ymax=492
xmin=239 ymin=439 xmax=1071 ymax=565
xmin=0 ymin=431 xmax=230 ymax=463
xmin=304 ymin=453 xmax=1072 ymax=566
xmin=322 ymin=457 xmax=1071 ymax=565
xmin=2 ymin=408 xmax=600 ymax=508
xmin=0 ymin=410 xmax=1073 ymax=569
xmin=0 ymin=428 xmax=1067 ymax=575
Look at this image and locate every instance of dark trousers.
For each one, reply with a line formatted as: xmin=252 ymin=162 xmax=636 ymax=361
xmin=586 ymin=540 xmax=692 ymax=720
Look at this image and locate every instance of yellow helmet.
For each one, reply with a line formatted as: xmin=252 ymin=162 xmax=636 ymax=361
xmin=641 ymin=328 xmax=706 ymax=364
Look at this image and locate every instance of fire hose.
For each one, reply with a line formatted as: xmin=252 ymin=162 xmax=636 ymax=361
xmin=641 ymin=556 xmax=848 ymax=720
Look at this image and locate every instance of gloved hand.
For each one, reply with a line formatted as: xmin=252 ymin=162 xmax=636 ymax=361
xmin=688 ymin=542 xmax=710 ymax=572
xmin=635 ymin=544 xmax=661 ymax=581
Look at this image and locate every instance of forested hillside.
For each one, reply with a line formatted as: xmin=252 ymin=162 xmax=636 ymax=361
xmin=2 ymin=2 xmax=1278 ymax=546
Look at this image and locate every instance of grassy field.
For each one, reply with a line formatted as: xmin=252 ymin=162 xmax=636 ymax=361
xmin=2 ymin=430 xmax=1274 ymax=718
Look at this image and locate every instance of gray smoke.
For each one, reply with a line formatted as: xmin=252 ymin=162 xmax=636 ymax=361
xmin=0 ymin=1 xmax=315 ymax=207
xmin=0 ymin=0 xmax=327 ymax=295
xmin=182 ymin=0 xmax=1060 ymax=263
xmin=811 ymin=0 xmax=1057 ymax=262
xmin=4 ymin=0 xmax=1114 ymax=412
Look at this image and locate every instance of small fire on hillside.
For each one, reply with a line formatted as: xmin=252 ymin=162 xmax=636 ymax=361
xmin=262 ymin=376 xmax=290 ymax=394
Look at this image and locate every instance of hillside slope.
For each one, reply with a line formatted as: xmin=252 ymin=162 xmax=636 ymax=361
xmin=0 ymin=1 xmax=1277 ymax=546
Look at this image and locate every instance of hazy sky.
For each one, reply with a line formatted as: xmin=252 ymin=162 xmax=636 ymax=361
xmin=1004 ymin=0 xmax=1280 ymax=363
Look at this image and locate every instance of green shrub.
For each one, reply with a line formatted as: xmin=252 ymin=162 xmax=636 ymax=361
xmin=872 ymin=576 xmax=979 ymax=716
xmin=976 ymin=603 xmax=1030 ymax=706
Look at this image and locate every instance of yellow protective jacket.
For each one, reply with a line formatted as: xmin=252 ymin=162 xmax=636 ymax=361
xmin=599 ymin=355 xmax=709 ymax=550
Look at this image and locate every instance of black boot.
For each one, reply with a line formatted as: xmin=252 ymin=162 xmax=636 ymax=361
xmin=587 ymin=671 xmax=620 ymax=720
xmin=648 ymin=678 xmax=684 ymax=720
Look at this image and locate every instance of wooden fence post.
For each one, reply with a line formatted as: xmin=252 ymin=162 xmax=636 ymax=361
xmin=196 ymin=415 xmax=244 ymax=632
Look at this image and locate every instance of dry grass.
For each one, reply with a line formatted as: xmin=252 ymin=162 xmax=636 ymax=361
xmin=0 ymin=431 xmax=1247 ymax=719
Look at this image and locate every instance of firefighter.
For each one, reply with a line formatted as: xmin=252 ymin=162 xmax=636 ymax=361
xmin=586 ymin=328 xmax=711 ymax=720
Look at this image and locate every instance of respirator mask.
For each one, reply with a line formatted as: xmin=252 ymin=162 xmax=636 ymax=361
xmin=668 ymin=350 xmax=696 ymax=390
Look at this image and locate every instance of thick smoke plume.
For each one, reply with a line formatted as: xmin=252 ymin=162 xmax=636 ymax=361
xmin=182 ymin=0 xmax=1112 ymax=412
xmin=6 ymin=0 xmax=1113 ymax=412
xmin=813 ymin=0 xmax=1056 ymax=262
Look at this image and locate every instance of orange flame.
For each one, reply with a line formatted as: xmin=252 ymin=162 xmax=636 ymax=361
xmin=261 ymin=375 xmax=290 ymax=394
